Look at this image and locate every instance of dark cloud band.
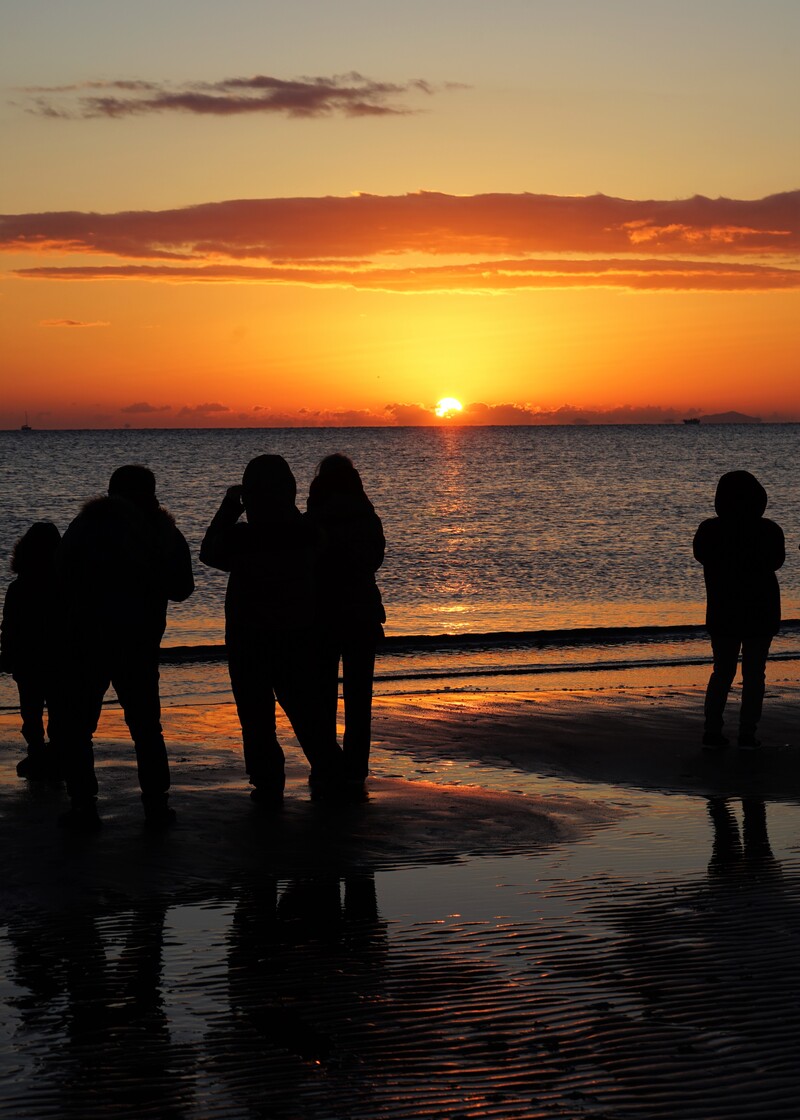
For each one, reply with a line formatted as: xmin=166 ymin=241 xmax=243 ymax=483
xmin=22 ymin=73 xmax=439 ymax=119
xmin=4 ymin=191 xmax=799 ymax=292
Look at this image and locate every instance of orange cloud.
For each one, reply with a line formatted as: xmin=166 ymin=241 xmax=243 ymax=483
xmin=4 ymin=190 xmax=799 ymax=258
xmin=4 ymin=191 xmax=799 ymax=292
xmin=16 ymin=258 xmax=800 ymax=293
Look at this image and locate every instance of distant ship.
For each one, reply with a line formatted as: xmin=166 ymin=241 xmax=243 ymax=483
xmin=21 ymin=412 xmax=32 ymax=431
xmin=683 ymin=417 xmax=701 ymax=425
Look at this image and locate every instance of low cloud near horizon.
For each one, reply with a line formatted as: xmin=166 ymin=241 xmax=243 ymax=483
xmin=177 ymin=402 xmax=230 ymax=416
xmin=84 ymin=401 xmax=779 ymax=427
xmin=8 ymin=399 xmax=792 ymax=429
xmin=4 ymin=190 xmax=799 ymax=294
xmin=120 ymin=401 xmax=171 ymax=414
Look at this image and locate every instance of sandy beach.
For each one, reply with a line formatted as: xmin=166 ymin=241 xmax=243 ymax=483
xmin=2 ymin=673 xmax=800 ymax=1118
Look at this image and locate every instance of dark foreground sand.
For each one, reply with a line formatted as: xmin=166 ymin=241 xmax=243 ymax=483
xmin=2 ymin=680 xmax=800 ymax=1119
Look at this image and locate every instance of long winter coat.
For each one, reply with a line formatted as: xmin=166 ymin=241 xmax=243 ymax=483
xmin=57 ymin=496 xmax=194 ymax=650
xmin=693 ymin=471 xmax=784 ymax=636
xmin=0 ymin=573 xmax=56 ymax=678
xmin=307 ymin=492 xmax=385 ymax=638
xmin=200 ymin=501 xmax=318 ymax=644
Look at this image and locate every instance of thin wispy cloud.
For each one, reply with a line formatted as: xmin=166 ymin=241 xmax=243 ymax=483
xmin=38 ymin=318 xmax=110 ymax=327
xmin=4 ymin=191 xmax=799 ymax=293
xmin=17 ymin=258 xmax=800 ymax=293
xmin=21 ymin=73 xmax=441 ymax=119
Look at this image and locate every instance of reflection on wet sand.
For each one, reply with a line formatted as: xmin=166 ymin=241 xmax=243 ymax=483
xmin=209 ymin=875 xmax=388 ymax=1115
xmin=6 ymin=902 xmax=195 ymax=1119
xmin=707 ymin=796 xmax=776 ymax=871
xmin=4 ymin=684 xmax=800 ymax=1118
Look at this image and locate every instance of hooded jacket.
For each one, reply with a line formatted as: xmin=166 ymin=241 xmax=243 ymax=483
xmin=693 ymin=471 xmax=784 ymax=635
xmin=200 ymin=500 xmax=318 ymax=642
xmin=306 ymin=491 xmax=386 ymax=634
xmin=57 ymin=495 xmax=194 ymax=649
xmin=0 ymin=572 xmax=56 ymax=677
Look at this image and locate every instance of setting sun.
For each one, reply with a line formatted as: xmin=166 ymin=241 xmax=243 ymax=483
xmin=435 ymin=397 xmax=464 ymax=419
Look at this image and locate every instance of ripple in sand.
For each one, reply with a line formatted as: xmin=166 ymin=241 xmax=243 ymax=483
xmin=2 ymin=798 xmax=800 ymax=1118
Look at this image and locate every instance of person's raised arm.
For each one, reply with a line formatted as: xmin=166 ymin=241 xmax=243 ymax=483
xmin=199 ymin=486 xmax=245 ymax=572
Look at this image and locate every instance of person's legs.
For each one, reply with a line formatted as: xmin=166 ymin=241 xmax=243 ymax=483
xmin=272 ymin=631 xmax=341 ymax=783
xmin=703 ymin=633 xmax=740 ymax=737
xmin=111 ymin=647 xmax=170 ymax=805
xmin=314 ymin=635 xmax=342 ymax=750
xmin=228 ymin=641 xmax=285 ymax=793
xmin=739 ymin=634 xmax=772 ymax=741
xmin=14 ymin=674 xmax=49 ymax=778
xmin=16 ymin=675 xmax=46 ymax=749
xmin=56 ymin=658 xmax=107 ymax=827
xmin=341 ymin=638 xmax=376 ymax=781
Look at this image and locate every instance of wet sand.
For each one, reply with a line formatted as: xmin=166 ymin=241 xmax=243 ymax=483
xmin=2 ymin=678 xmax=800 ymax=1118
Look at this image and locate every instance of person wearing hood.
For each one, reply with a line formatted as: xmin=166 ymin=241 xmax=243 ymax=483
xmin=200 ymin=454 xmax=342 ymax=802
xmin=693 ymin=470 xmax=785 ymax=750
xmin=0 ymin=521 xmax=62 ymax=780
xmin=55 ymin=465 xmax=194 ymax=830
xmin=306 ymin=454 xmax=386 ymax=787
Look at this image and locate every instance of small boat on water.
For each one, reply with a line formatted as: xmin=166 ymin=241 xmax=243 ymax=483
xmin=682 ymin=417 xmax=701 ymax=425
xmin=21 ymin=413 xmax=32 ymax=431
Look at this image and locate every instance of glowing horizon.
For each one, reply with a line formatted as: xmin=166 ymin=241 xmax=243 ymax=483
xmin=2 ymin=2 xmax=799 ymax=429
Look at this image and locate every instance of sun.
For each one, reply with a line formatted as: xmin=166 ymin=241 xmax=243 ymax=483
xmin=435 ymin=396 xmax=463 ymax=419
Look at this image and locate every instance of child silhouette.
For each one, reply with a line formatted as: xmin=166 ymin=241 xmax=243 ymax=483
xmin=0 ymin=522 xmax=62 ymax=779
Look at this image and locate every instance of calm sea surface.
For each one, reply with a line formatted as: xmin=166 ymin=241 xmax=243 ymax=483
xmin=1 ymin=426 xmax=799 ymax=688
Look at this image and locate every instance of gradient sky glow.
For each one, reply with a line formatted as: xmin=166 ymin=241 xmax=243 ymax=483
xmin=2 ymin=0 xmax=800 ymax=427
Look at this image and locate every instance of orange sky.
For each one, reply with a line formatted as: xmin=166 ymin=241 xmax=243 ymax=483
xmin=2 ymin=2 xmax=799 ymax=427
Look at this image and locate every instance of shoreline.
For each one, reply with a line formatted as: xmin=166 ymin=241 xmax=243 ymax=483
xmin=3 ymin=674 xmax=800 ymax=818
xmin=158 ymin=617 xmax=800 ymax=662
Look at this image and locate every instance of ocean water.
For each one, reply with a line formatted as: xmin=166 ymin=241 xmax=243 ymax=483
xmin=1 ymin=424 xmax=799 ymax=696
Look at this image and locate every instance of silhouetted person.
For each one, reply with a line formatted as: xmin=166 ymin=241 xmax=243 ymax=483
xmin=693 ymin=470 xmax=784 ymax=749
xmin=307 ymin=454 xmax=385 ymax=786
xmin=0 ymin=521 xmax=62 ymax=780
xmin=56 ymin=465 xmax=194 ymax=830
xmin=200 ymin=454 xmax=342 ymax=802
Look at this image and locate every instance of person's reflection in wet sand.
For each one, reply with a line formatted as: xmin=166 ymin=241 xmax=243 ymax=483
xmin=6 ymin=902 xmax=194 ymax=1119
xmin=707 ymin=796 xmax=776 ymax=876
xmin=214 ymin=873 xmax=388 ymax=1113
xmin=523 ymin=797 xmax=794 ymax=1114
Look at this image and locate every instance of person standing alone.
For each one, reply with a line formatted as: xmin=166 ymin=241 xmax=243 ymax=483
xmin=694 ymin=470 xmax=784 ymax=750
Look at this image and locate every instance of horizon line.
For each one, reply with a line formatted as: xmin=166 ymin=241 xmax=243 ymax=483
xmin=4 ymin=419 xmax=800 ymax=433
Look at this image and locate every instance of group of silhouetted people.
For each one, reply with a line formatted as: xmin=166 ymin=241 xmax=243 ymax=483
xmin=1 ymin=453 xmax=385 ymax=831
xmin=199 ymin=453 xmax=385 ymax=805
xmin=0 ymin=462 xmax=791 ymax=831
